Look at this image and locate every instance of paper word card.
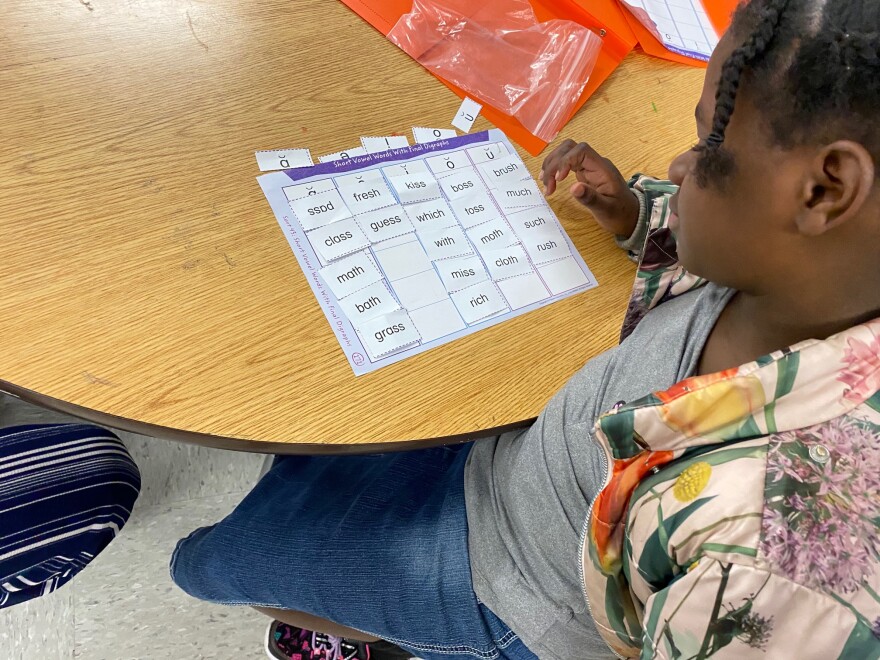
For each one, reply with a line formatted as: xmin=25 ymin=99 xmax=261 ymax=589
xmin=257 ymin=129 xmax=597 ymax=375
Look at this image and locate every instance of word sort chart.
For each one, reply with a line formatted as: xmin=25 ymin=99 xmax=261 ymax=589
xmin=258 ymin=129 xmax=597 ymax=374
xmin=623 ymin=0 xmax=718 ymax=61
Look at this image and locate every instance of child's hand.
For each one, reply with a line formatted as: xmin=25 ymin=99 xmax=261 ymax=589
xmin=540 ymin=139 xmax=640 ymax=237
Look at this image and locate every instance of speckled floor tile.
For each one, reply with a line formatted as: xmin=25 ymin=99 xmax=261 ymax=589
xmin=73 ymin=493 xmax=267 ymax=660
xmin=0 ymin=586 xmax=75 ymax=660
xmin=114 ymin=431 xmax=266 ymax=509
xmin=0 ymin=394 xmax=83 ymax=427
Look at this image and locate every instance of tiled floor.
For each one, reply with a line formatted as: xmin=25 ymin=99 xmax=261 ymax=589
xmin=0 ymin=395 xmax=271 ymax=660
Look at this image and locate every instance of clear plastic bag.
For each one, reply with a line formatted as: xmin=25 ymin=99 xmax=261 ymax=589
xmin=387 ymin=0 xmax=603 ymax=142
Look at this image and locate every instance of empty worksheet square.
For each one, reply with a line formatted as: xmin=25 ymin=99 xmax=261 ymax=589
xmin=391 ymin=269 xmax=448 ymax=310
xmin=374 ymin=241 xmax=432 ymax=281
xmin=496 ymin=272 xmax=551 ymax=309
xmin=409 ymin=299 xmax=467 ymax=343
xmin=538 ymin=257 xmax=591 ymax=295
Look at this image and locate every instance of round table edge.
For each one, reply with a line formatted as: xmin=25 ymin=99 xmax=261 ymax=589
xmin=0 ymin=380 xmax=534 ymax=455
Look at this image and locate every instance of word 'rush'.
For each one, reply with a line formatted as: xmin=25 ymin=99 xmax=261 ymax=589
xmin=258 ymin=129 xmax=597 ymax=375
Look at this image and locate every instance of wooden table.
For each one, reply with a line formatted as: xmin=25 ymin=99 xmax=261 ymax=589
xmin=0 ymin=0 xmax=703 ymax=453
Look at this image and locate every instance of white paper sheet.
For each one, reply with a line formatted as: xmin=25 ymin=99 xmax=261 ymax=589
xmin=356 ymin=309 xmax=420 ymax=359
xmin=623 ymin=0 xmax=719 ymax=61
xmin=258 ymin=129 xmax=597 ymax=374
xmin=308 ymin=217 xmax=369 ymax=262
xmin=337 ymin=280 xmax=400 ymax=324
xmin=466 ymin=141 xmax=509 ymax=165
xmin=404 ymin=198 xmax=457 ymax=232
xmin=409 ymin=298 xmax=466 ymax=342
xmin=387 ymin=172 xmax=441 ymax=204
xmin=420 ymin=226 xmax=473 ymax=261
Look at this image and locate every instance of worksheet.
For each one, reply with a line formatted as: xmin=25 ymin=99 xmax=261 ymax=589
xmin=258 ymin=129 xmax=597 ymax=375
xmin=624 ymin=0 xmax=719 ymax=61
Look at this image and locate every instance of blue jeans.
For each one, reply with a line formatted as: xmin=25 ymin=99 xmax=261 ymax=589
xmin=171 ymin=443 xmax=537 ymax=660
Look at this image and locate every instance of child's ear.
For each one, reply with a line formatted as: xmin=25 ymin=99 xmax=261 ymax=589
xmin=797 ymin=141 xmax=875 ymax=236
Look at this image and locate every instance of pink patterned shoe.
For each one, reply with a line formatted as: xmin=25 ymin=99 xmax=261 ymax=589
xmin=265 ymin=621 xmax=413 ymax=660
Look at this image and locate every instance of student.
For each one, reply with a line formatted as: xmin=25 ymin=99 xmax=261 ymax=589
xmin=0 ymin=423 xmax=140 ymax=608
xmin=170 ymin=1 xmax=880 ymax=658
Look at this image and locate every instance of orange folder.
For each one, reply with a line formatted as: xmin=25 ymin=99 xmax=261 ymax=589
xmin=706 ymin=0 xmax=739 ymax=35
xmin=338 ymin=0 xmax=638 ymax=156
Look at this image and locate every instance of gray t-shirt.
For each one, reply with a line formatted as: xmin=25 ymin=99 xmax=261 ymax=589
xmin=464 ymin=283 xmax=734 ymax=659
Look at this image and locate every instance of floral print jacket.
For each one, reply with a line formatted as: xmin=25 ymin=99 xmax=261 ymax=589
xmin=581 ymin=176 xmax=880 ymax=659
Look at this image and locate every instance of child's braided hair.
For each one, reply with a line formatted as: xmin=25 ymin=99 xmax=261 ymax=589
xmin=697 ymin=0 xmax=880 ymax=186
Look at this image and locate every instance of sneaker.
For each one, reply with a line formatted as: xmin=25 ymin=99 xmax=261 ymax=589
xmin=265 ymin=620 xmax=414 ymax=660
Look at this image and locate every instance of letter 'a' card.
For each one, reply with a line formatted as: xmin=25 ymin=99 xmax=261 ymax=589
xmin=258 ymin=129 xmax=597 ymax=375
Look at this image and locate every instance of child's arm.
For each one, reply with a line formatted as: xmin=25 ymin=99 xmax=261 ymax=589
xmin=540 ymin=140 xmax=676 ymax=262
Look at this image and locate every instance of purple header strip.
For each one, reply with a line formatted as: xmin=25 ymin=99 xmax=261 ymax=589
xmin=282 ymin=131 xmax=491 ymax=181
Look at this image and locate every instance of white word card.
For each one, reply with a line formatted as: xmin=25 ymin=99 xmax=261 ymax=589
xmin=413 ymin=127 xmax=457 ymax=143
xmin=319 ymin=251 xmax=383 ymax=299
xmin=361 ymin=135 xmax=410 ymax=154
xmin=452 ymin=97 xmax=482 ymax=132
xmin=388 ymin=172 xmax=440 ymax=204
xmin=288 ymin=188 xmax=350 ymax=230
xmin=258 ymin=128 xmax=597 ymax=374
xmin=255 ymin=148 xmax=313 ymax=172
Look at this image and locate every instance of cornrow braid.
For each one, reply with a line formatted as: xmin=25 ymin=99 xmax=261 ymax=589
xmin=696 ymin=0 xmax=791 ymax=185
xmin=706 ymin=0 xmax=790 ymax=149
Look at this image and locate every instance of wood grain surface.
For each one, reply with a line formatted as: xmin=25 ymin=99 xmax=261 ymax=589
xmin=0 ymin=0 xmax=704 ymax=451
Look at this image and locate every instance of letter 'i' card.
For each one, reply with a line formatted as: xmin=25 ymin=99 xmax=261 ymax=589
xmin=258 ymin=129 xmax=598 ymax=375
